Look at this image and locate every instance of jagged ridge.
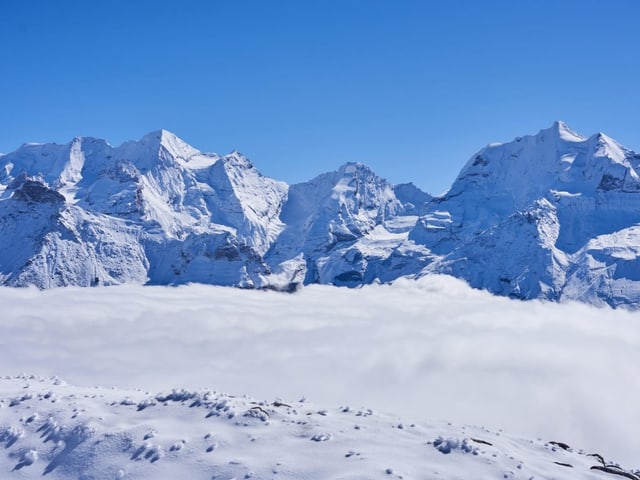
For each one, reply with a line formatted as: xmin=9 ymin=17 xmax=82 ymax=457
xmin=1 ymin=122 xmax=639 ymax=308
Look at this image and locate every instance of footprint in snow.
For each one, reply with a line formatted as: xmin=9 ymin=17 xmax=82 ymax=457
xmin=0 ymin=426 xmax=24 ymax=448
xmin=169 ymin=440 xmax=185 ymax=452
xmin=13 ymin=449 xmax=38 ymax=470
xmin=131 ymin=442 xmax=162 ymax=462
xmin=310 ymin=433 xmax=332 ymax=442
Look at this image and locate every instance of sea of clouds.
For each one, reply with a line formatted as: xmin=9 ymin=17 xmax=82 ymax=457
xmin=1 ymin=275 xmax=638 ymax=465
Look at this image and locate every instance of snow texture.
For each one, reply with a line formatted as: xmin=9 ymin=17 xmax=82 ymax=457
xmin=0 ymin=374 xmax=637 ymax=479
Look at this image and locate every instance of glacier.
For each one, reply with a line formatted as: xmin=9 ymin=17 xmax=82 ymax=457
xmin=1 ymin=122 xmax=640 ymax=308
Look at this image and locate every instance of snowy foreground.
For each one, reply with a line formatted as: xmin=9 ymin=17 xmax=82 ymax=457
xmin=1 ymin=375 xmax=637 ymax=480
xmin=1 ymin=276 xmax=639 ymax=476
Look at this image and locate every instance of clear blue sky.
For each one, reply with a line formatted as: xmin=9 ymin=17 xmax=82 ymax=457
xmin=1 ymin=0 xmax=638 ymax=194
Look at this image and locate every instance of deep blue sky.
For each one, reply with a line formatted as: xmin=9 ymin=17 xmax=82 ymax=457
xmin=1 ymin=1 xmax=638 ymax=194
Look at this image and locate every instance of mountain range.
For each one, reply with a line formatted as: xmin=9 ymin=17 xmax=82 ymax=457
xmin=1 ymin=121 xmax=639 ymax=308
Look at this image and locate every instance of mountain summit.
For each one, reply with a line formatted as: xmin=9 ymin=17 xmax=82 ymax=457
xmin=1 ymin=123 xmax=639 ymax=308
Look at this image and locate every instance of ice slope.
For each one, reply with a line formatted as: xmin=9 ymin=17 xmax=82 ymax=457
xmin=1 ymin=375 xmax=637 ymax=480
xmin=410 ymin=121 xmax=640 ymax=307
xmin=410 ymin=121 xmax=640 ymax=250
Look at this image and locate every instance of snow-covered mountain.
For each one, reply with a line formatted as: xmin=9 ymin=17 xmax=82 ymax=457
xmin=0 ymin=131 xmax=286 ymax=289
xmin=410 ymin=121 xmax=640 ymax=307
xmin=266 ymin=162 xmax=421 ymax=287
xmin=1 ymin=123 xmax=640 ymax=307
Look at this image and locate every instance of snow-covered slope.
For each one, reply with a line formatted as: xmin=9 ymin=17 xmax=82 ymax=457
xmin=2 ymin=123 xmax=640 ymax=307
xmin=1 ymin=375 xmax=637 ymax=480
xmin=266 ymin=162 xmax=418 ymax=286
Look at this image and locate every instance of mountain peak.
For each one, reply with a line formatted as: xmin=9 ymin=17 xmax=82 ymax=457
xmin=543 ymin=120 xmax=585 ymax=142
xmin=552 ymin=119 xmax=569 ymax=131
xmin=337 ymin=162 xmax=375 ymax=176
xmin=140 ymin=129 xmax=182 ymax=146
xmin=137 ymin=129 xmax=200 ymax=160
xmin=587 ymin=131 xmax=629 ymax=165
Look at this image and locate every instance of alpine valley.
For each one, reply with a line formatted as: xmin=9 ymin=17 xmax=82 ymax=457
xmin=1 ymin=121 xmax=639 ymax=308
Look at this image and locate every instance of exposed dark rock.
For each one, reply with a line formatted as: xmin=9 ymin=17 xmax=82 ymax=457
xmin=598 ymin=173 xmax=624 ymax=191
xmin=470 ymin=438 xmax=493 ymax=446
xmin=12 ymin=181 xmax=65 ymax=204
xmin=549 ymin=441 xmax=571 ymax=451
xmin=590 ymin=466 xmax=640 ymax=480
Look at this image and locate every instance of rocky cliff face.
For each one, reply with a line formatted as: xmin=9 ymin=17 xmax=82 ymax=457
xmin=1 ymin=122 xmax=639 ymax=308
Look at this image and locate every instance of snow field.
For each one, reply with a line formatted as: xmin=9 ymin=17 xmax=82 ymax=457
xmin=0 ymin=375 xmax=635 ymax=479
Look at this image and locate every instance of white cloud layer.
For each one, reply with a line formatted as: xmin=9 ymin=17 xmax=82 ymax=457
xmin=1 ymin=276 xmax=638 ymax=465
